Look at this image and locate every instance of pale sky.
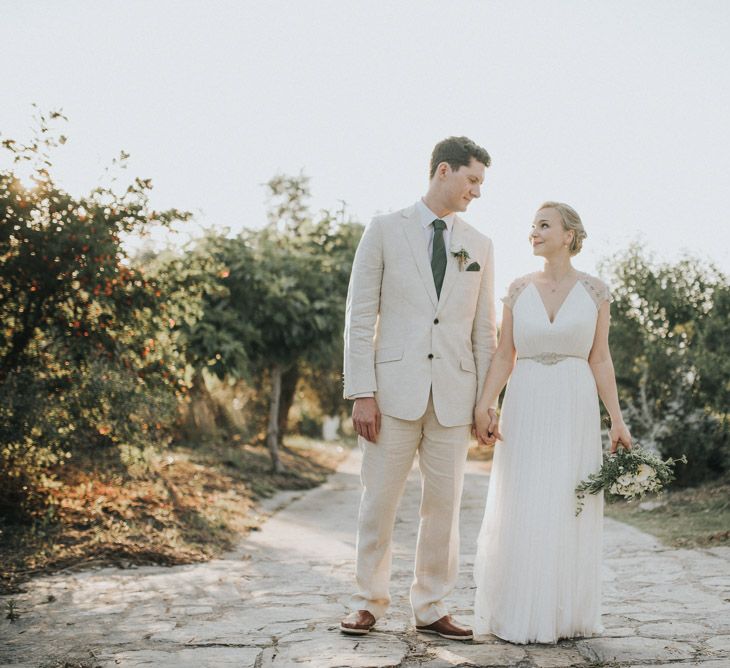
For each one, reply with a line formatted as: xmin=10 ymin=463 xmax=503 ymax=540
xmin=2 ymin=1 xmax=729 ymax=298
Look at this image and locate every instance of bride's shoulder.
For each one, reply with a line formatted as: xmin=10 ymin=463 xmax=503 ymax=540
xmin=501 ymin=273 xmax=535 ymax=309
xmin=576 ymin=271 xmax=613 ymax=307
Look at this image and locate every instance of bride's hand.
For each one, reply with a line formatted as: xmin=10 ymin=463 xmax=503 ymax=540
xmin=609 ymin=420 xmax=632 ymax=453
xmin=475 ymin=407 xmax=500 ymax=446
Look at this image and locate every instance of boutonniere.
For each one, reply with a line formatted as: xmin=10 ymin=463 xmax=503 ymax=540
xmin=450 ymin=245 xmax=471 ymax=271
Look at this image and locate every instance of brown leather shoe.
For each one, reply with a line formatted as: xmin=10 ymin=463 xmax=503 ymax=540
xmin=416 ymin=614 xmax=473 ymax=641
xmin=340 ymin=609 xmax=376 ymax=635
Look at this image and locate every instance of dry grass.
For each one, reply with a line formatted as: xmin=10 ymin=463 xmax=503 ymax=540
xmin=468 ymin=439 xmax=494 ymax=463
xmin=0 ymin=434 xmax=352 ymax=595
xmin=605 ymin=474 xmax=730 ymax=548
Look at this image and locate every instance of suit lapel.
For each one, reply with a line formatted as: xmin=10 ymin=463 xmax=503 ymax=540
xmin=402 ymin=206 xmax=438 ymax=309
xmin=436 ymin=217 xmax=465 ymax=311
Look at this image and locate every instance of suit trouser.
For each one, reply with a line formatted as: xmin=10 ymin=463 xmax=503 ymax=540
xmin=349 ymin=393 xmax=471 ymax=625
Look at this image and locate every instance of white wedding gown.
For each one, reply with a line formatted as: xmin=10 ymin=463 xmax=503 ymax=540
xmin=474 ymin=272 xmax=610 ymax=644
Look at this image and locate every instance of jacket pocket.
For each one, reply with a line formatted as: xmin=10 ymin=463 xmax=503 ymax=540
xmin=460 ymin=357 xmax=477 ymax=374
xmin=375 ymin=346 xmax=404 ymax=364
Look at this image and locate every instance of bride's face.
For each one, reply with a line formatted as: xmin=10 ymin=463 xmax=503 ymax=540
xmin=529 ymin=208 xmax=573 ymax=257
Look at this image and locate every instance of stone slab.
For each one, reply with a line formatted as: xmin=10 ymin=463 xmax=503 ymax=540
xmin=578 ymin=636 xmax=696 ymax=663
xmin=428 ymin=641 xmax=526 ymax=666
xmin=706 ymin=634 xmax=730 ymax=652
xmin=526 ymin=645 xmax=587 ymax=667
xmin=259 ymin=633 xmax=409 ymax=667
xmin=101 ymin=647 xmax=261 ymax=667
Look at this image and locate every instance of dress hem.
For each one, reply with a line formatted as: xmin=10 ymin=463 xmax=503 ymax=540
xmin=474 ymin=626 xmax=604 ymax=646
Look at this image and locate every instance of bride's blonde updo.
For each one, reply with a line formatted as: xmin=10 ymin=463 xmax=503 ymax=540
xmin=539 ymin=201 xmax=587 ymax=256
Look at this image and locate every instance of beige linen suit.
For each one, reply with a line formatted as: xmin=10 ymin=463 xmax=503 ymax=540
xmin=343 ymin=203 xmax=497 ymax=624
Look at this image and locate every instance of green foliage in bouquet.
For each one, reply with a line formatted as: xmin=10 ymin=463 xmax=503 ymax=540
xmin=575 ymin=444 xmax=687 ymax=516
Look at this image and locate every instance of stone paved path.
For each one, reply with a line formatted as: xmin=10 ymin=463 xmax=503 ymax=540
xmin=2 ymin=447 xmax=730 ymax=667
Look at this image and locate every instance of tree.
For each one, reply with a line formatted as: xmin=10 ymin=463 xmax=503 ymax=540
xmin=695 ymin=282 xmax=730 ymax=417
xmin=0 ymin=111 xmax=192 ymax=518
xmin=145 ymin=234 xmax=250 ymax=437
xmin=185 ymin=175 xmax=360 ymax=471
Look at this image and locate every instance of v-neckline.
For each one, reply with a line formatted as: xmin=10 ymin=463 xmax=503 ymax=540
xmin=531 ymin=279 xmax=580 ymax=325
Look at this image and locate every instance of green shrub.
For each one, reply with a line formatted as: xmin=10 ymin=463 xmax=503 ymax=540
xmin=0 ymin=112 xmax=190 ymax=520
xmin=603 ymin=246 xmax=729 ymax=485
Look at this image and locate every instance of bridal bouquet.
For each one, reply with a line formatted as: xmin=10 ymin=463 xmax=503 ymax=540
xmin=575 ymin=444 xmax=687 ymax=516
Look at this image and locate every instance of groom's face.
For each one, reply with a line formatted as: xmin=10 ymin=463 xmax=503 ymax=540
xmin=441 ymin=158 xmax=485 ymax=213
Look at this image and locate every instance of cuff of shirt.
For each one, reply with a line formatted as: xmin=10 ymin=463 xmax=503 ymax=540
xmin=348 ymin=392 xmax=375 ymax=400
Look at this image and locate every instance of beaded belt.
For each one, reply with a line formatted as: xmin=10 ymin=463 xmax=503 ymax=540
xmin=518 ymin=352 xmax=586 ymax=366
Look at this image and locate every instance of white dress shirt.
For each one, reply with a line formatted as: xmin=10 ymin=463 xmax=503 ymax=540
xmin=349 ymin=201 xmax=456 ymax=400
xmin=416 ymin=198 xmax=455 ymax=260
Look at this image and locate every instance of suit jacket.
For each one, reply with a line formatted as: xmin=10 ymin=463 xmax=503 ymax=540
xmin=343 ymin=204 xmax=497 ymax=427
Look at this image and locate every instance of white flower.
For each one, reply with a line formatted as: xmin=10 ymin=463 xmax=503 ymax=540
xmin=635 ymin=464 xmax=657 ymax=483
xmin=615 ymin=473 xmax=633 ymax=487
xmin=576 ymin=445 xmax=686 ymax=516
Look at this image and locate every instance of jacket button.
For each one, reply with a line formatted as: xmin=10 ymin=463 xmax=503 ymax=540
xmin=433 ymin=318 xmax=439 ymax=324
xmin=428 ymin=353 xmax=434 ymax=359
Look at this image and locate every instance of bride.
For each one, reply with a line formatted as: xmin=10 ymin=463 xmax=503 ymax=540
xmin=473 ymin=201 xmax=632 ymax=644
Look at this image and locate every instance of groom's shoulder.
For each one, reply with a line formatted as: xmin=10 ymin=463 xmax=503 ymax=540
xmin=366 ymin=205 xmax=416 ymax=231
xmin=377 ymin=205 xmax=415 ymax=223
xmin=457 ymin=216 xmax=492 ymax=247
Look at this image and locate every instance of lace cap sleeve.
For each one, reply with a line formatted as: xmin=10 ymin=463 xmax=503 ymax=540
xmin=501 ymin=275 xmax=531 ymax=310
xmin=579 ymin=273 xmax=613 ymax=308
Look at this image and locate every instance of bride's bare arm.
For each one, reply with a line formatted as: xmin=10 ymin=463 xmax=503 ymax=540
xmin=588 ymin=301 xmax=632 ymax=451
xmin=475 ymin=304 xmax=516 ymax=444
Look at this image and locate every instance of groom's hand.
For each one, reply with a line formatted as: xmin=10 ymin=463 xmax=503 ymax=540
xmin=352 ymin=397 xmax=381 ymax=443
xmin=474 ymin=407 xmax=500 ymax=446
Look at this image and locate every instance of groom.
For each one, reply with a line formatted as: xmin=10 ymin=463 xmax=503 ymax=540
xmin=341 ymin=136 xmax=497 ymax=640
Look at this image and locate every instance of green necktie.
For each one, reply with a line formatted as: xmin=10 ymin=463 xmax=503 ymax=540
xmin=431 ymin=218 xmax=447 ymax=299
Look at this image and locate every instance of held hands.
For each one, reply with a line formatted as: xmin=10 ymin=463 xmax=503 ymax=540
xmin=474 ymin=407 xmax=501 ymax=446
xmin=352 ymin=397 xmax=381 ymax=443
xmin=609 ymin=419 xmax=632 ymax=453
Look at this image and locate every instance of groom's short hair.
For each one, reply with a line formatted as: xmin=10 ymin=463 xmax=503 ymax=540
xmin=429 ymin=136 xmax=491 ymax=179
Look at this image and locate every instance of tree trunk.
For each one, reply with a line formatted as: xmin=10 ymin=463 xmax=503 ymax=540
xmin=267 ymin=363 xmax=285 ymax=473
xmin=1 ymin=293 xmax=44 ymax=378
xmin=188 ymin=369 xmax=217 ymax=438
xmin=277 ymin=363 xmax=299 ymax=445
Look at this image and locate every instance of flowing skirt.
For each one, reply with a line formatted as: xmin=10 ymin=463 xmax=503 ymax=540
xmin=474 ymin=358 xmax=604 ymax=644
